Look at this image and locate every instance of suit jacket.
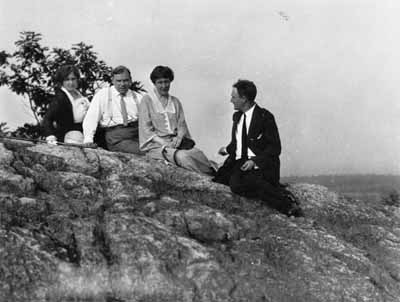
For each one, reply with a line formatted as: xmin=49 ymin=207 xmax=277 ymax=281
xmin=223 ymin=104 xmax=281 ymax=184
xmin=42 ymin=89 xmax=83 ymax=142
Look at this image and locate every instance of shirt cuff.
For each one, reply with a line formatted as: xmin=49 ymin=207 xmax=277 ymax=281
xmin=140 ymin=134 xmax=156 ymax=150
xmin=83 ymin=137 xmax=94 ymax=144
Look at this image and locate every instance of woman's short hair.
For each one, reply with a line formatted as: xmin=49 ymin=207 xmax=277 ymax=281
xmin=150 ymin=66 xmax=174 ymax=84
xmin=233 ymin=79 xmax=257 ymax=103
xmin=54 ymin=65 xmax=80 ymax=87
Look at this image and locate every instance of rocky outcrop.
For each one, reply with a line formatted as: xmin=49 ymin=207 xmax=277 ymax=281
xmin=0 ymin=138 xmax=399 ymax=302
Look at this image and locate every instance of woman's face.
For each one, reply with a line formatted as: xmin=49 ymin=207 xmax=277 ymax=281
xmin=154 ymin=78 xmax=171 ymax=97
xmin=62 ymin=72 xmax=79 ymax=91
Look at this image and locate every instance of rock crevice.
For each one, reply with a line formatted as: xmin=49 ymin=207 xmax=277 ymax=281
xmin=0 ymin=139 xmax=400 ymax=302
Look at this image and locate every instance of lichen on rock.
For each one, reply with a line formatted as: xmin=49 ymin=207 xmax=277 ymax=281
xmin=0 ymin=139 xmax=399 ymax=302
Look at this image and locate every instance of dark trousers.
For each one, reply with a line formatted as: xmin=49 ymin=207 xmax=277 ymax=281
xmin=105 ymin=122 xmax=141 ymax=154
xmin=213 ymin=159 xmax=293 ymax=214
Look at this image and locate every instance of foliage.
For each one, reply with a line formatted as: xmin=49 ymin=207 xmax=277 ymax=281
xmin=0 ymin=31 xmax=144 ymax=137
xmin=12 ymin=123 xmax=42 ymax=139
xmin=0 ymin=122 xmax=10 ymax=136
xmin=0 ymin=122 xmax=41 ymax=139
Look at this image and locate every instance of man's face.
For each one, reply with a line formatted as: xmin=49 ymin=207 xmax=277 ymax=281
xmin=154 ymin=78 xmax=171 ymax=97
xmin=230 ymin=87 xmax=246 ymax=111
xmin=112 ymin=71 xmax=132 ymax=95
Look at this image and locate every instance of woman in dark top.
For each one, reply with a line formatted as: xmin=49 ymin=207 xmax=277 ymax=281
xmin=42 ymin=65 xmax=89 ymax=144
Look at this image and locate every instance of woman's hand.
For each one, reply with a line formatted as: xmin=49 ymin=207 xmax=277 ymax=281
xmin=218 ymin=147 xmax=228 ymax=156
xmin=46 ymin=135 xmax=58 ymax=145
xmin=170 ymin=135 xmax=183 ymax=148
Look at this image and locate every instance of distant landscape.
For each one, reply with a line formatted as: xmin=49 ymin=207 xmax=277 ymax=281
xmin=282 ymin=174 xmax=400 ymax=203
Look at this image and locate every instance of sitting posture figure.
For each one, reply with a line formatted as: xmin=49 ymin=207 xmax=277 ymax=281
xmin=83 ymin=66 xmax=141 ymax=153
xmin=42 ymin=65 xmax=90 ymax=144
xmin=139 ymin=65 xmax=214 ymax=175
xmin=213 ymin=79 xmax=302 ymax=217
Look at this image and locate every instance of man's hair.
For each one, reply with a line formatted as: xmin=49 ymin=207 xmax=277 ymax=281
xmin=233 ymin=79 xmax=257 ymax=103
xmin=150 ymin=65 xmax=174 ymax=84
xmin=54 ymin=65 xmax=80 ymax=88
xmin=112 ymin=65 xmax=131 ymax=78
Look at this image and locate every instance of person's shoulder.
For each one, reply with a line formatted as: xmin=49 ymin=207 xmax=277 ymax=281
xmin=139 ymin=93 xmax=152 ymax=103
xmin=171 ymin=95 xmax=183 ymax=111
xmin=130 ymin=90 xmax=144 ymax=100
xmin=51 ymin=89 xmax=68 ymax=105
xmin=54 ymin=88 xmax=67 ymax=99
xmin=170 ymin=94 xmax=180 ymax=102
xmin=255 ymin=104 xmax=275 ymax=120
xmin=95 ymin=86 xmax=109 ymax=96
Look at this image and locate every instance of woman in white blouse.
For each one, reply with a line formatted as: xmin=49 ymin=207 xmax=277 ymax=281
xmin=42 ymin=65 xmax=89 ymax=144
xmin=139 ymin=65 xmax=214 ymax=175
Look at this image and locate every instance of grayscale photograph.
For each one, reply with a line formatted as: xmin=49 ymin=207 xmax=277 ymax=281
xmin=0 ymin=1 xmax=399 ymax=301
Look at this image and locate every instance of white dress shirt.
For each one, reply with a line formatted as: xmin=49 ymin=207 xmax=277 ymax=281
xmin=235 ymin=104 xmax=256 ymax=160
xmin=83 ymin=86 xmax=141 ymax=143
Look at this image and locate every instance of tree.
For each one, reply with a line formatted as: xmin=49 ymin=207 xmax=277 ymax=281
xmin=0 ymin=122 xmax=10 ymax=136
xmin=0 ymin=31 xmax=144 ymax=138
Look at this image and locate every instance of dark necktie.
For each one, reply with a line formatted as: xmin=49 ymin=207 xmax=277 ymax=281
xmin=120 ymin=95 xmax=128 ymax=126
xmin=241 ymin=114 xmax=248 ymax=160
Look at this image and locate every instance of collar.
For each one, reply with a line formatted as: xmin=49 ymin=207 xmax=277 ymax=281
xmin=149 ymin=88 xmax=175 ymax=113
xmin=243 ymin=103 xmax=256 ymax=120
xmin=111 ymin=86 xmax=133 ymax=98
xmin=61 ymin=87 xmax=85 ymax=102
xmin=61 ymin=87 xmax=75 ymax=102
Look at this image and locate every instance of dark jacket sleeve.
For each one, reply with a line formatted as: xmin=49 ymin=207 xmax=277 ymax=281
xmin=41 ymin=96 xmax=60 ymax=138
xmin=250 ymin=110 xmax=281 ymax=169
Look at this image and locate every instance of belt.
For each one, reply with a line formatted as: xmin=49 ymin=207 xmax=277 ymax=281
xmin=105 ymin=120 xmax=138 ymax=130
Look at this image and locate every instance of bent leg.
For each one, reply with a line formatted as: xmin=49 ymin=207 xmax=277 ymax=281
xmin=213 ymin=160 xmax=236 ymax=186
xmin=229 ymin=167 xmax=261 ymax=198
xmin=144 ymin=147 xmax=213 ymax=175
xmin=105 ymin=125 xmax=140 ymax=154
xmin=108 ymin=139 xmax=141 ymax=154
xmin=174 ymin=148 xmax=213 ymax=175
xmin=229 ymin=168 xmax=294 ymax=214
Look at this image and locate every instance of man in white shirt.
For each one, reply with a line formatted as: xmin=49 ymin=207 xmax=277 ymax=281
xmin=83 ymin=66 xmax=142 ymax=153
xmin=213 ymin=79 xmax=303 ymax=217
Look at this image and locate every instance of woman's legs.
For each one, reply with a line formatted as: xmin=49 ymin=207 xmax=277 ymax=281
xmin=146 ymin=147 xmax=213 ymax=175
xmin=174 ymin=148 xmax=214 ymax=175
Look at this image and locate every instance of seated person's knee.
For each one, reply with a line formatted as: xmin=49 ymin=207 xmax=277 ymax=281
xmin=229 ymin=177 xmax=245 ymax=194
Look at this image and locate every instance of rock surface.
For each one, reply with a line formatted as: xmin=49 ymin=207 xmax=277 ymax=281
xmin=0 ymin=138 xmax=399 ymax=302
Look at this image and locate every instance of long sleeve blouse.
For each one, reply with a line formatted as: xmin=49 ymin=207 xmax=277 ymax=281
xmin=139 ymin=90 xmax=191 ymax=151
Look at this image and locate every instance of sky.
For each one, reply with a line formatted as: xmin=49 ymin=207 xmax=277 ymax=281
xmin=0 ymin=0 xmax=399 ymax=176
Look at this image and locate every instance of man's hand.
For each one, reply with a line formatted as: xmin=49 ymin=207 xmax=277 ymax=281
xmin=218 ymin=147 xmax=228 ymax=156
xmin=170 ymin=135 xmax=183 ymax=149
xmin=240 ymin=160 xmax=255 ymax=171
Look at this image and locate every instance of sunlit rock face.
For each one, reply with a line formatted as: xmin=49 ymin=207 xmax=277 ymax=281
xmin=0 ymin=139 xmax=399 ymax=302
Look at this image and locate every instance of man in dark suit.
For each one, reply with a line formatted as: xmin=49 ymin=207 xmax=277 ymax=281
xmin=213 ymin=79 xmax=302 ymax=217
